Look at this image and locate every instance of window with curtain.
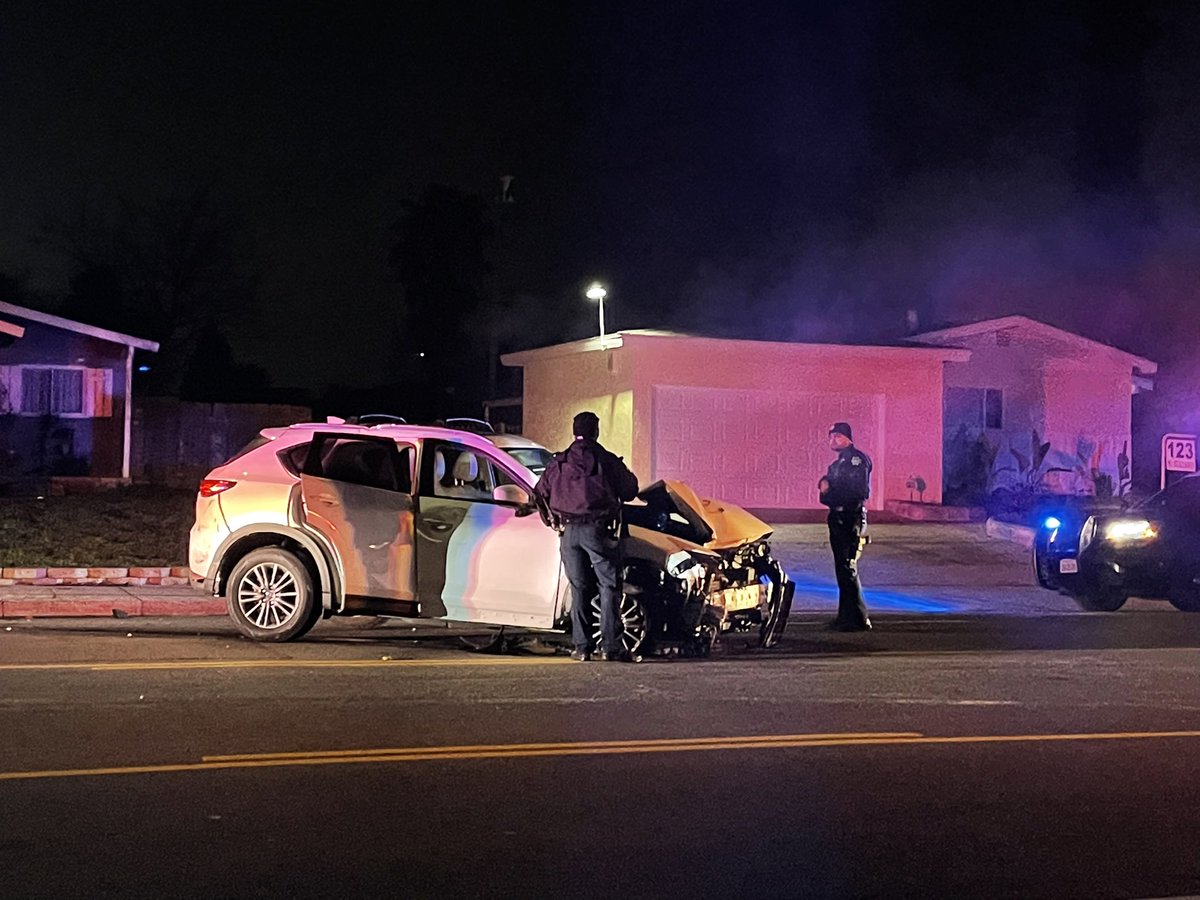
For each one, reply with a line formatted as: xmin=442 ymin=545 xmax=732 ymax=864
xmin=17 ymin=367 xmax=86 ymax=415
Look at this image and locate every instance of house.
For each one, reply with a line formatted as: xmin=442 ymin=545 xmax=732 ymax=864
xmin=502 ymin=331 xmax=969 ymax=512
xmin=907 ymin=315 xmax=1157 ymax=500
xmin=0 ymin=300 xmax=159 ymax=482
xmin=500 ymin=317 xmax=1156 ymax=513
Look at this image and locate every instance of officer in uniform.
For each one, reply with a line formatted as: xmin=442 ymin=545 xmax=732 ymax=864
xmin=818 ymin=421 xmax=873 ymax=631
xmin=533 ymin=411 xmax=641 ymax=662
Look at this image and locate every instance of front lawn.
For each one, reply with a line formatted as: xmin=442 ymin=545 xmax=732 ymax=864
xmin=0 ymin=487 xmax=194 ymax=567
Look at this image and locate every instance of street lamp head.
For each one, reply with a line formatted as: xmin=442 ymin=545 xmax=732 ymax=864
xmin=585 ymin=282 xmax=607 ymax=302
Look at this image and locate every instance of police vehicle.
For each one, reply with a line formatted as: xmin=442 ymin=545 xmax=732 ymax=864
xmin=1033 ymin=474 xmax=1200 ymax=612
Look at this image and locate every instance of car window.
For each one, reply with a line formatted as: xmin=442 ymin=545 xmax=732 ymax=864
xmin=223 ymin=434 xmax=272 ymax=465
xmin=503 ymin=447 xmax=553 ymax=478
xmin=279 ymin=441 xmax=312 ymax=476
xmin=304 ymin=436 xmax=412 ymax=493
xmin=421 ymin=441 xmax=531 ymax=501
xmin=421 ymin=442 xmax=494 ymax=501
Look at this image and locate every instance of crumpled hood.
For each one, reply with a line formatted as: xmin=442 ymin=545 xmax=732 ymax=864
xmin=636 ymin=479 xmax=773 ymax=550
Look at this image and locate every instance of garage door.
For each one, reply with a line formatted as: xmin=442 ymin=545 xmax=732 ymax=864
xmin=651 ymin=386 xmax=884 ymax=510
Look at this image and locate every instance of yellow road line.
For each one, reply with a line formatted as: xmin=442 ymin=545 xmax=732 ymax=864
xmin=4 ymin=729 xmax=1200 ymax=782
xmin=0 ymin=657 xmax=573 ymax=672
xmin=202 ymin=732 xmax=923 ymax=762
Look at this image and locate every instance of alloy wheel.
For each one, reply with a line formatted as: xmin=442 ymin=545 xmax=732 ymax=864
xmin=591 ymin=593 xmax=647 ymax=654
xmin=236 ymin=562 xmax=301 ymax=630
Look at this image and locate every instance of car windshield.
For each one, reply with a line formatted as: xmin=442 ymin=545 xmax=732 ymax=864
xmin=504 ymin=447 xmax=554 ymax=477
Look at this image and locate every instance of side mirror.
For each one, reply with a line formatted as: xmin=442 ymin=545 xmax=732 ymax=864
xmin=493 ymin=484 xmax=531 ymax=505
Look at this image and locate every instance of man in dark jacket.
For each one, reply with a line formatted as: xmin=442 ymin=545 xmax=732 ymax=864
xmin=533 ymin=411 xmax=640 ymax=662
xmin=818 ymin=421 xmax=873 ymax=632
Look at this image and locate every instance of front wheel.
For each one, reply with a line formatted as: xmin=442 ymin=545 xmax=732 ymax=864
xmin=591 ymin=593 xmax=649 ymax=655
xmin=227 ymin=548 xmax=320 ymax=641
xmin=1070 ymin=581 xmax=1127 ymax=612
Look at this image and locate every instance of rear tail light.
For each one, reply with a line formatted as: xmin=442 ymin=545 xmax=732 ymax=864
xmin=199 ymin=479 xmax=238 ymax=497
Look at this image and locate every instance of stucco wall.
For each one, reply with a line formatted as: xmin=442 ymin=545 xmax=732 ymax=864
xmin=517 ymin=346 xmax=635 ymax=461
xmin=1040 ymin=359 xmax=1132 ymax=491
xmin=940 ymin=336 xmax=1136 ymax=494
xmin=942 ymin=344 xmax=1046 ymax=440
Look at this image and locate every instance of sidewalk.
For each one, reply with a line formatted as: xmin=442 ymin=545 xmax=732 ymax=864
xmin=0 ymin=584 xmax=224 ymax=618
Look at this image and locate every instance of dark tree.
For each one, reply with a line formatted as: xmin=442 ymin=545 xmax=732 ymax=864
xmin=179 ymin=321 xmax=271 ymax=402
xmin=41 ymin=185 xmax=258 ymax=396
xmin=388 ymin=185 xmax=494 ymax=419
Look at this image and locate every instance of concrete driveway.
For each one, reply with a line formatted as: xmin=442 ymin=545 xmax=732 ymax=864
xmin=768 ymin=522 xmax=1171 ymax=616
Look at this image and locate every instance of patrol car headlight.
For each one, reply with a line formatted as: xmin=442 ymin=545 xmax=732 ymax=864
xmin=1103 ymin=518 xmax=1157 ymax=543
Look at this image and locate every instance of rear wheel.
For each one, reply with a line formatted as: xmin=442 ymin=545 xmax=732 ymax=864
xmin=227 ymin=548 xmax=319 ymax=641
xmin=1168 ymin=570 xmax=1200 ymax=611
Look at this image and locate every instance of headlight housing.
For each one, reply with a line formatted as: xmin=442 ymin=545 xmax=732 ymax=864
xmin=1103 ymin=518 xmax=1157 ymax=543
xmin=666 ymin=549 xmax=718 ymax=595
xmin=1078 ymin=516 xmax=1097 ymax=553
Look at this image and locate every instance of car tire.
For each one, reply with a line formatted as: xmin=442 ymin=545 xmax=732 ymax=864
xmin=227 ymin=547 xmax=320 ymax=642
xmin=591 ymin=592 xmax=649 ymax=655
xmin=1168 ymin=571 xmax=1200 ymax=612
xmin=1070 ymin=581 xmax=1128 ymax=612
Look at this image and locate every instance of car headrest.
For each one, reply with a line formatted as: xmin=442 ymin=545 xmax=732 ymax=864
xmin=453 ymin=452 xmax=478 ymax=482
xmin=434 ymin=450 xmax=449 ymax=484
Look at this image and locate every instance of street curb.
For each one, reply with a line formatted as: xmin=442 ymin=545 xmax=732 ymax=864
xmin=985 ymin=517 xmax=1036 ymax=549
xmin=1 ymin=597 xmax=226 ymax=618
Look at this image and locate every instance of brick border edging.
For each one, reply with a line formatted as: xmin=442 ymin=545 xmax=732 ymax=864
xmin=0 ymin=566 xmax=191 ymax=587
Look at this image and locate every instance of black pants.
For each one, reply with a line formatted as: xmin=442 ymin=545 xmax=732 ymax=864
xmin=560 ymin=522 xmax=623 ymax=653
xmin=828 ymin=508 xmax=869 ymax=626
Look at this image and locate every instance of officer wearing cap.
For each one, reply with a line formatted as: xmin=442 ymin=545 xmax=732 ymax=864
xmin=818 ymin=422 xmax=873 ymax=631
xmin=533 ymin=411 xmax=641 ymax=662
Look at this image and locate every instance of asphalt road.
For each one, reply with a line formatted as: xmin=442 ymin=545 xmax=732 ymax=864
xmin=3 ymin=610 xmax=1200 ymax=900
xmin=3 ymin=524 xmax=1199 ymax=899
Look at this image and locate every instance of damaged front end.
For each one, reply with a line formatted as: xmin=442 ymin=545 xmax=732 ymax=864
xmin=622 ymin=480 xmax=794 ymax=655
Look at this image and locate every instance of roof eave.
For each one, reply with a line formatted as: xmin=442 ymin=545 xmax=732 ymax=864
xmin=502 ymin=331 xmax=971 ymax=366
xmin=0 ymin=300 xmax=159 ymax=352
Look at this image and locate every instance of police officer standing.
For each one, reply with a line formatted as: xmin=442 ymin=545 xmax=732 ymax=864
xmin=818 ymin=422 xmax=873 ymax=631
xmin=533 ymin=411 xmax=641 ymax=662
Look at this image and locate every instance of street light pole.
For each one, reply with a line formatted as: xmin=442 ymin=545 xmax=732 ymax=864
xmin=586 ymin=282 xmax=608 ymax=349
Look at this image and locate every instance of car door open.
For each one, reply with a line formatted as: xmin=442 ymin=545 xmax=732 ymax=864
xmin=415 ymin=440 xmax=561 ymax=628
xmin=300 ymin=432 xmax=417 ymax=614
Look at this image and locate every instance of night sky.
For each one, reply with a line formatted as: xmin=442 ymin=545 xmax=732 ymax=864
xmin=3 ymin=1 xmax=1199 ymax=401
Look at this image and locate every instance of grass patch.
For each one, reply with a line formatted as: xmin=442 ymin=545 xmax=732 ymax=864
xmin=0 ymin=487 xmax=194 ymax=567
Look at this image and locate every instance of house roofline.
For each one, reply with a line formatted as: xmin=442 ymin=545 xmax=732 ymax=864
xmin=908 ymin=314 xmax=1157 ymax=374
xmin=0 ymin=300 xmax=160 ymax=352
xmin=501 ymin=329 xmax=971 ymax=366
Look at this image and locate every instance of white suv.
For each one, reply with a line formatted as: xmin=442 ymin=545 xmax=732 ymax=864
xmin=189 ymin=422 xmax=792 ymax=653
